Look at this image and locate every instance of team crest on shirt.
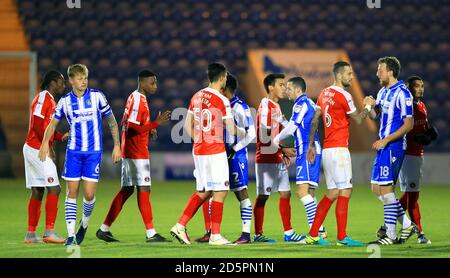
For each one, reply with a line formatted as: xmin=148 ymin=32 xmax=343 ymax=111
xmin=86 ymin=99 xmax=91 ymax=106
xmin=48 ymin=177 xmax=54 ymax=183
xmin=294 ymin=105 xmax=301 ymax=113
xmin=406 ymin=98 xmax=413 ymax=106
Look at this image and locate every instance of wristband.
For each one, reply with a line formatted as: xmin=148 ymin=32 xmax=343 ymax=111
xmin=365 ymin=104 xmax=372 ymax=112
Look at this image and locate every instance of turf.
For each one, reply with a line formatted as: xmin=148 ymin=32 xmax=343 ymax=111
xmin=0 ymin=179 xmax=449 ymax=258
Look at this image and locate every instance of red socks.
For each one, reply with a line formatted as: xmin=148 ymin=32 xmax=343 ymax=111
xmin=27 ymin=198 xmax=42 ymax=232
xmin=201 ymin=200 xmax=211 ymax=231
xmin=336 ymin=196 xmax=349 ymax=241
xmin=279 ymin=197 xmax=292 ymax=232
xmin=178 ymin=193 xmax=204 ymax=226
xmin=45 ymin=193 xmax=59 ymax=230
xmin=103 ymin=189 xmax=133 ymax=227
xmin=137 ymin=191 xmax=154 ymax=230
xmin=253 ymin=197 xmax=265 ymax=235
xmin=310 ymin=196 xmax=334 ymax=237
xmin=210 ymin=201 xmax=224 ymax=235
xmin=399 ymin=192 xmax=423 ymax=233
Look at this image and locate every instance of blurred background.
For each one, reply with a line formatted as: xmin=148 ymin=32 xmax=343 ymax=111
xmin=0 ymin=0 xmax=448 ymax=183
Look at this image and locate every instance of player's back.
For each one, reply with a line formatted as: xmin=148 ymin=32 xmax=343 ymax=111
xmin=188 ymin=87 xmax=231 ymax=156
xmin=25 ymin=90 xmax=57 ymax=149
xmin=121 ymin=91 xmax=150 ymax=159
xmin=256 ymin=97 xmax=282 ymax=163
xmin=317 ymin=85 xmax=356 ymax=149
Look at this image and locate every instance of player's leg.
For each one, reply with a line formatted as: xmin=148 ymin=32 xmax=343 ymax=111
xmin=137 ymin=186 xmax=171 ymax=242
xmin=171 ymin=190 xmax=211 ymax=244
xmin=25 ymin=187 xmax=44 ymax=243
xmin=233 ymin=188 xmax=252 ymax=244
xmin=42 ymin=185 xmax=65 ymax=243
xmin=229 ymin=155 xmax=251 ymax=244
xmin=75 ymin=152 xmax=102 ymax=244
xmin=306 ymin=149 xmax=335 ymax=245
xmin=97 ymin=186 xmax=133 ymax=242
xmin=209 ymin=190 xmax=232 ymax=245
xmin=65 ymin=180 xmax=80 ymax=245
xmin=253 ymin=163 xmax=274 ymax=242
xmin=194 ymin=197 xmax=212 ymax=243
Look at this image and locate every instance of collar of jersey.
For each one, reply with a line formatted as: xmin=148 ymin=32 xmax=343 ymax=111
xmin=386 ymin=80 xmax=403 ymax=91
xmin=70 ymin=88 xmax=89 ymax=98
xmin=43 ymin=90 xmax=54 ymax=100
xmin=294 ymin=93 xmax=307 ymax=104
xmin=230 ymin=95 xmax=240 ymax=105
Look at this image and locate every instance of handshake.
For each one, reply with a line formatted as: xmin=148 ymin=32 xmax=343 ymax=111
xmin=363 ymin=95 xmax=376 ymax=107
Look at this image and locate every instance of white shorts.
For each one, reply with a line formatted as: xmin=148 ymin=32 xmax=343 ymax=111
xmin=23 ymin=144 xmax=60 ymax=189
xmin=322 ymin=147 xmax=352 ymax=190
xmin=121 ymin=158 xmax=151 ymax=187
xmin=255 ymin=163 xmax=290 ymax=196
xmin=399 ymin=155 xmax=423 ymax=192
xmin=193 ymin=152 xmax=230 ymax=192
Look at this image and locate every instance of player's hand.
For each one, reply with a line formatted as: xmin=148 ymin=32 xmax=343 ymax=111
xmin=150 ymin=129 xmax=158 ymax=140
xmin=112 ymin=145 xmax=121 ymax=164
xmin=363 ymin=96 xmax=376 ymax=106
xmin=38 ymin=143 xmax=49 ymax=162
xmin=306 ymin=145 xmax=316 ymax=164
xmin=372 ymin=139 xmax=388 ymax=150
xmin=61 ymin=132 xmax=69 ymax=142
xmin=281 ymin=147 xmax=296 ymax=158
xmin=156 ymin=110 xmax=171 ymax=126
xmin=282 ymin=154 xmax=291 ymax=167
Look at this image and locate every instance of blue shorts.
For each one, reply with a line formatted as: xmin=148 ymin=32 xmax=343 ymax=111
xmin=371 ymin=146 xmax=405 ymax=186
xmin=62 ymin=151 xmax=102 ymax=182
xmin=296 ymin=151 xmax=321 ymax=188
xmin=228 ymin=154 xmax=248 ymax=192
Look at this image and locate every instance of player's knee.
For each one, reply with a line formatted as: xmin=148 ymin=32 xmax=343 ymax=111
xmin=47 ymin=186 xmax=61 ymax=195
xmin=84 ymin=192 xmax=96 ymax=201
xmin=31 ymin=187 xmax=45 ymax=200
xmin=256 ymin=195 xmax=269 ymax=203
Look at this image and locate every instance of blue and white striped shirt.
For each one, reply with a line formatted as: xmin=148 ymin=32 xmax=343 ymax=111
xmin=54 ymin=88 xmax=112 ymax=153
xmin=375 ymin=80 xmax=414 ymax=150
xmin=225 ymin=96 xmax=256 ymax=156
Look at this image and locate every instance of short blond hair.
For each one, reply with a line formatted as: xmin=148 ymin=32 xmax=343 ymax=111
xmin=67 ymin=64 xmax=88 ymax=78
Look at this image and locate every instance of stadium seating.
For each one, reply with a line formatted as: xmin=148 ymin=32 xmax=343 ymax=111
xmin=17 ymin=0 xmax=449 ymax=151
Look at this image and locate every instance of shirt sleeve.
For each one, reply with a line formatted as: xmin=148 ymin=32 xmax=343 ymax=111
xmin=291 ymin=102 xmax=308 ymax=125
xmin=273 ymin=120 xmax=297 ymax=146
xmin=127 ymin=95 xmax=141 ymax=125
xmin=53 ymin=98 xmax=65 ymax=120
xmin=343 ymin=93 xmax=357 ymax=114
xmin=221 ymin=98 xmax=232 ymax=119
xmin=232 ymin=105 xmax=256 ymax=152
xmin=398 ymin=88 xmax=414 ymax=119
xmin=97 ymin=91 xmax=112 ymax=118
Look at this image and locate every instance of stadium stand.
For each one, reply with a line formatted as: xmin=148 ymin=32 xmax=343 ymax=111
xmin=15 ymin=0 xmax=450 ymax=151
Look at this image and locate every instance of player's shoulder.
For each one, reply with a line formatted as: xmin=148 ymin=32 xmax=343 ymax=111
xmin=89 ymin=88 xmax=105 ymax=96
xmin=398 ymin=83 xmax=413 ymax=97
xmin=329 ymin=85 xmax=353 ymax=101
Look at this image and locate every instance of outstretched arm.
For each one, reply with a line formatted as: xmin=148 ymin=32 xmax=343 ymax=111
xmin=348 ymin=96 xmax=376 ymax=124
xmin=106 ymin=113 xmax=121 ymax=163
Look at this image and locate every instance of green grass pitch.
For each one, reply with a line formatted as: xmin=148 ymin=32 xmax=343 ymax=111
xmin=0 ymin=179 xmax=449 ymax=258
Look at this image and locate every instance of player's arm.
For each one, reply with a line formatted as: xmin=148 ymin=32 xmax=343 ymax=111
xmin=369 ymin=106 xmax=380 ymax=120
xmin=184 ymin=111 xmax=194 ymax=140
xmin=349 ymin=96 xmax=376 ymax=124
xmin=232 ymin=108 xmax=256 ymax=152
xmin=306 ymin=107 xmax=322 ymax=163
xmin=105 ymin=113 xmax=121 ymax=163
xmin=224 ymin=117 xmax=246 ymax=138
xmin=373 ymin=117 xmax=413 ymax=150
xmin=38 ymin=117 xmax=60 ymax=161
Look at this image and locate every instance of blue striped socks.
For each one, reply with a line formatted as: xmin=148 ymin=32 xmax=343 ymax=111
xmin=82 ymin=197 xmax=96 ymax=229
xmin=240 ymin=198 xmax=252 ymax=233
xmin=396 ymin=199 xmax=412 ymax=229
xmin=382 ymin=193 xmax=397 ymax=240
xmin=65 ymin=198 xmax=77 ymax=237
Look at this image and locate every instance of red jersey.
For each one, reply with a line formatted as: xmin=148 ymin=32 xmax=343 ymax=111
xmin=121 ymin=91 xmax=158 ymax=159
xmin=188 ymin=87 xmax=232 ymax=155
xmin=406 ymin=101 xmax=428 ymax=156
xmin=256 ymin=97 xmax=285 ymax=164
xmin=317 ymin=86 xmax=356 ymax=149
xmin=25 ymin=90 xmax=63 ymax=149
